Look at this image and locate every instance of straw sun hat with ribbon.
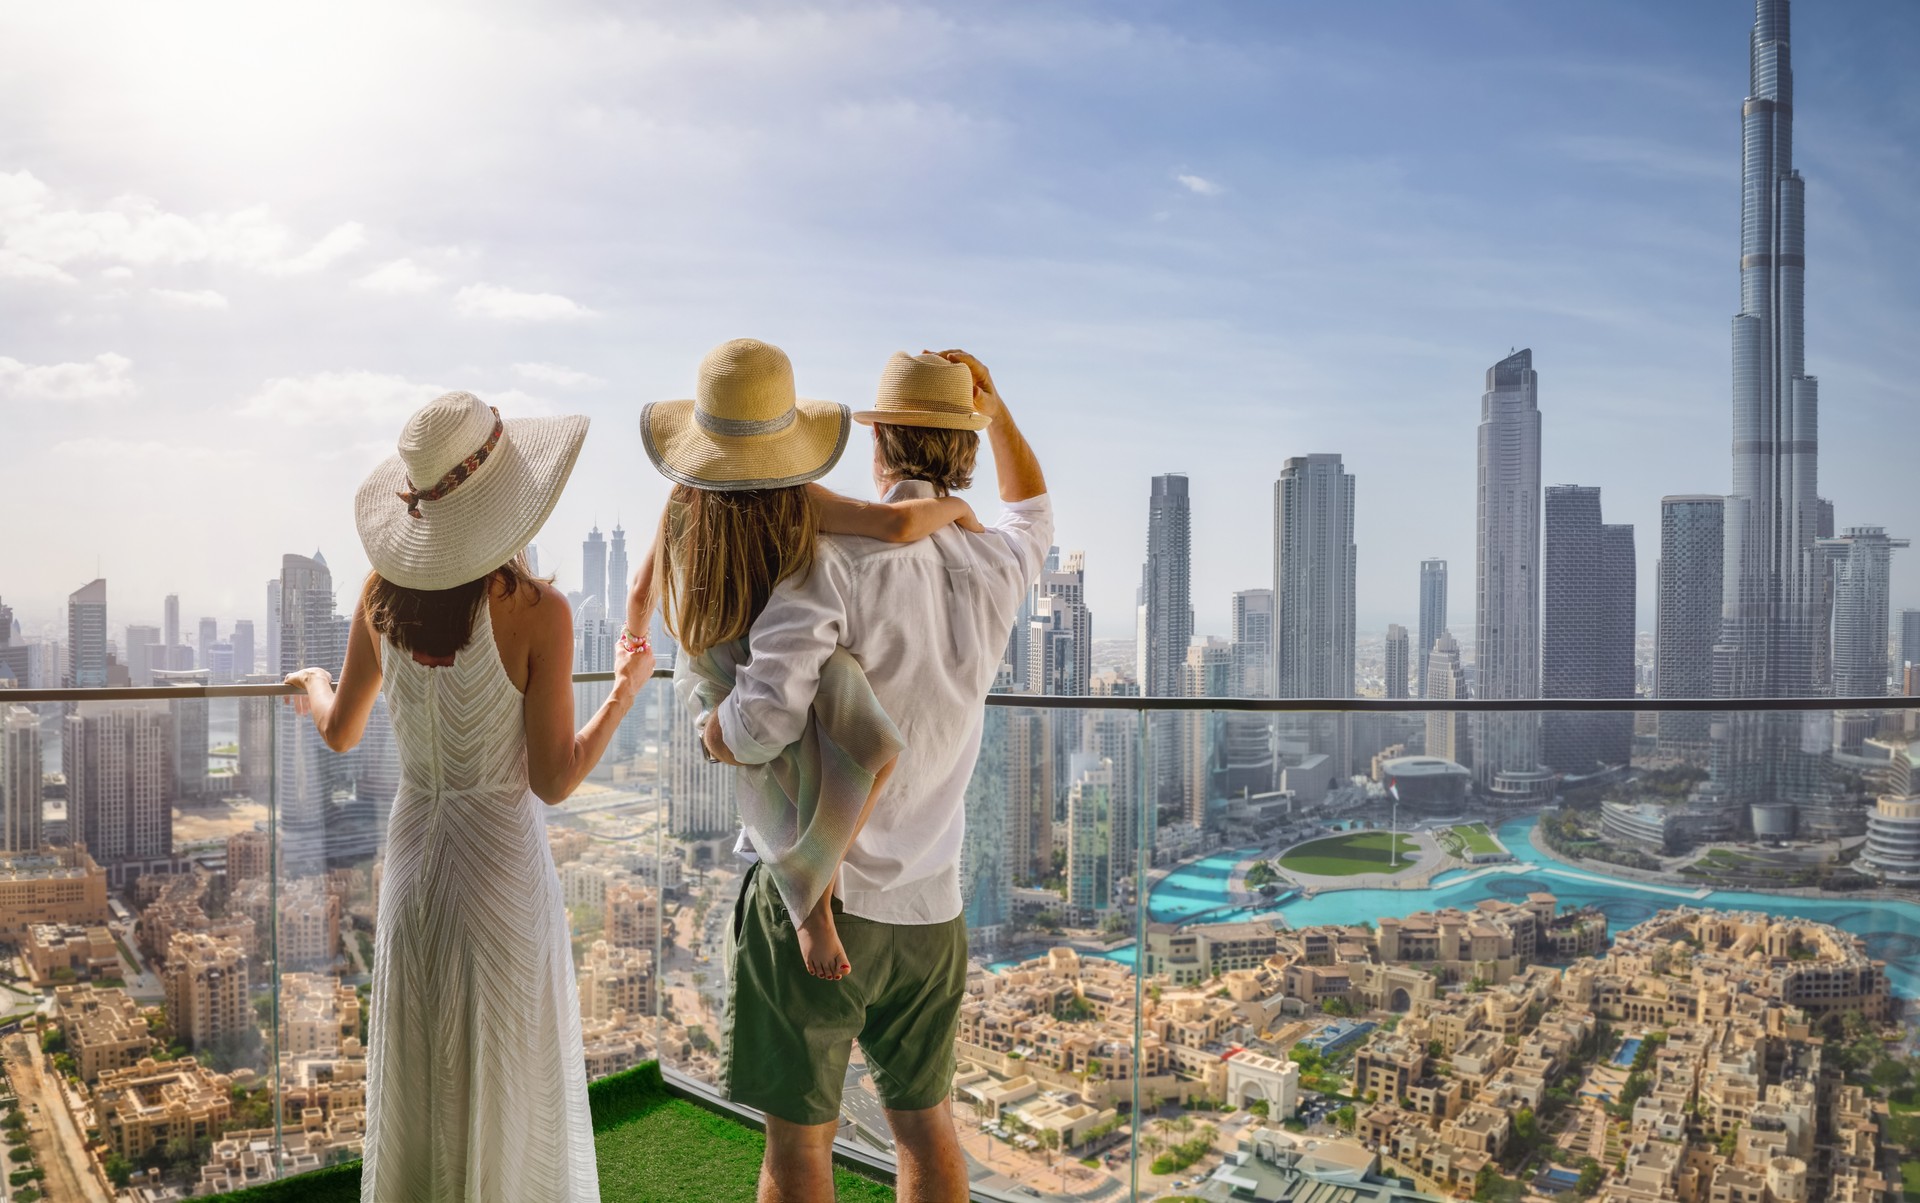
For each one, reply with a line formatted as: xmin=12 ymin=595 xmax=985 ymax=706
xmin=356 ymin=391 xmax=588 ymax=591
xmin=852 ymin=351 xmax=991 ymax=432
xmin=641 ymin=338 xmax=851 ymax=491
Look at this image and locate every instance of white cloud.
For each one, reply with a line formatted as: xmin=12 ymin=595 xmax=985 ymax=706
xmin=356 ymin=257 xmax=442 ymax=293
xmin=0 ymin=352 xmax=136 ymax=401
xmin=454 ymin=282 xmax=593 ymax=322
xmin=512 ymin=361 xmax=604 ymax=388
xmin=49 ymin=436 xmax=219 ymax=463
xmin=1176 ymin=173 xmax=1223 ymax=196
xmin=0 ymin=170 xmax=366 ymax=280
xmin=238 ymin=370 xmax=557 ymax=428
xmin=151 ymin=287 xmax=229 ymax=309
xmin=241 ymin=370 xmax=449 ymax=427
xmin=100 ymin=265 xmax=133 ymax=280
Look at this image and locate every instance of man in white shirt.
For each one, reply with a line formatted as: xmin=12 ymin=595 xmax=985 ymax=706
xmin=706 ymin=349 xmax=1051 ymax=1202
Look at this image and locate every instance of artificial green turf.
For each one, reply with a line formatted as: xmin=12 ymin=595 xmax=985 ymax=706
xmin=1278 ymin=832 xmax=1419 ymax=876
xmin=209 ymin=1061 xmax=893 ymax=1202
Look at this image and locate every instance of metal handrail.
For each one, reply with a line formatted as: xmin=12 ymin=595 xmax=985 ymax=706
xmin=6 ymin=675 xmax=1919 ymax=713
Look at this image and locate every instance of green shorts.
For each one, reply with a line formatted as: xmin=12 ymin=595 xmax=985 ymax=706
xmin=720 ymin=861 xmax=968 ymax=1126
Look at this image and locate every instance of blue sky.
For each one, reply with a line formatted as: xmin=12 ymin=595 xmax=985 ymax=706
xmin=2 ymin=0 xmax=1916 ymax=644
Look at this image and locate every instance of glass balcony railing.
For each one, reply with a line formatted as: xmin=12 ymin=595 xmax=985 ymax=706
xmin=2 ymin=681 xmax=1917 ymax=1202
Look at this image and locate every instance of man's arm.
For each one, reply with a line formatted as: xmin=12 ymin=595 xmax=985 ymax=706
xmin=705 ymin=545 xmax=852 ymax=765
xmin=935 ymin=349 xmax=1046 ymax=503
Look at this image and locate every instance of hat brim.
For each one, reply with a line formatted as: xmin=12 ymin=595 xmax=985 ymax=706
xmin=852 ymin=407 xmax=991 ymax=432
xmin=356 ymin=414 xmax=589 ymax=592
xmin=641 ymin=398 xmax=849 ymax=491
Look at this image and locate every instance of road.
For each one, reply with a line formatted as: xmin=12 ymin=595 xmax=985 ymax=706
xmin=3 ymin=1034 xmax=112 ymax=1203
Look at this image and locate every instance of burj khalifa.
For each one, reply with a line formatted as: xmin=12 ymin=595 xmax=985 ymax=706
xmin=1709 ymin=0 xmax=1837 ymax=837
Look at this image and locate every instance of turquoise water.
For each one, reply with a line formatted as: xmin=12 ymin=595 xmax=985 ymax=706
xmin=989 ymin=816 xmax=1920 ymax=994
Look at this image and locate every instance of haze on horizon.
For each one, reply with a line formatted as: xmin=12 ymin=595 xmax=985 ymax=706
xmin=2 ymin=0 xmax=1916 ymax=645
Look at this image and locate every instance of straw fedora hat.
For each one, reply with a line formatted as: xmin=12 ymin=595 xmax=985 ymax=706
xmin=852 ymin=352 xmax=990 ymax=432
xmin=356 ymin=392 xmax=588 ymax=591
xmin=641 ymin=338 xmax=850 ymax=491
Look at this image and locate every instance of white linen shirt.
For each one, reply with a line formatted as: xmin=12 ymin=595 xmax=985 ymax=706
xmin=716 ymin=482 xmax=1053 ymax=924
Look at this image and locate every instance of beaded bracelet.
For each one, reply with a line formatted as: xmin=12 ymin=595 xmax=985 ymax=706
xmin=617 ymin=626 xmax=651 ymax=655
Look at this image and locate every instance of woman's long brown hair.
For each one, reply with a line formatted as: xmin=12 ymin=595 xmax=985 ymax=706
xmin=658 ymin=484 xmax=817 ymax=657
xmin=361 ymin=553 xmax=547 ymax=658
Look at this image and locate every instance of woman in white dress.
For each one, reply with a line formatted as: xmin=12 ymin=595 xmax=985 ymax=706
xmin=284 ymin=391 xmax=653 ymax=1202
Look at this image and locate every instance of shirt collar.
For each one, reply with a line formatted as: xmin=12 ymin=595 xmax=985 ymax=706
xmin=883 ymin=479 xmax=937 ymax=502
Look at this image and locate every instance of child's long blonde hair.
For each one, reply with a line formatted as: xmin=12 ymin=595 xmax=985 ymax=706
xmin=657 ymin=484 xmax=818 ymax=657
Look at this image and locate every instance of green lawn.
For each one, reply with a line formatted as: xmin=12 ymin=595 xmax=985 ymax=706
xmin=208 ymin=1062 xmax=891 ymax=1203
xmin=1450 ymin=823 xmax=1503 ymax=855
xmin=1901 ymin=1159 xmax=1920 ymax=1198
xmin=1279 ymin=832 xmax=1419 ymax=877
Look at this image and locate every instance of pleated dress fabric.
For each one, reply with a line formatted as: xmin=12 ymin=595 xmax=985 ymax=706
xmin=361 ymin=605 xmax=599 ymax=1203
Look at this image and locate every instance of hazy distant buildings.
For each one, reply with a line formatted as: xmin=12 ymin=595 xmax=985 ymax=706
xmin=231 ymin=620 xmax=255 ymax=678
xmin=1273 ymin=453 xmax=1356 ymax=777
xmin=163 ymin=595 xmax=180 ymax=659
xmin=68 ymin=578 xmax=108 ymax=687
xmin=1655 ymin=496 xmax=1725 ymax=760
xmin=1820 ymin=527 xmax=1908 ymax=699
xmin=1710 ymin=0 xmax=1837 ymax=838
xmin=124 ymin=625 xmax=160 ymax=687
xmin=582 ymin=524 xmax=608 ymax=612
xmin=1542 ymin=486 xmax=1635 ymax=774
xmin=1141 ymin=474 xmax=1193 ymax=813
xmin=960 ymin=703 xmax=1012 ymax=946
xmin=1033 ymin=549 xmax=1092 ymax=697
xmin=1474 ymin=350 xmax=1550 ymax=802
xmin=1417 ymin=559 xmax=1447 ymax=697
xmin=1424 ymin=632 xmax=1470 ymax=766
xmin=1225 ymin=588 xmax=1278 ymax=799
xmin=1384 ymin=625 xmax=1410 ymax=700
xmin=3 ymin=705 xmax=43 ymax=852
xmin=1183 ymin=637 xmax=1233 ymax=823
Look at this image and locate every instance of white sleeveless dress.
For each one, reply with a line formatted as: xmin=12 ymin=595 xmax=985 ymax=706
xmin=362 ymin=604 xmax=599 ymax=1202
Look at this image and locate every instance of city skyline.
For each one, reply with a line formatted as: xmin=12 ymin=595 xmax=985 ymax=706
xmin=3 ymin=1 xmax=1916 ymax=643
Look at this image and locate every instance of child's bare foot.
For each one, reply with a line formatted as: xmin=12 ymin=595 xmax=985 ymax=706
xmin=797 ymin=899 xmax=852 ymax=981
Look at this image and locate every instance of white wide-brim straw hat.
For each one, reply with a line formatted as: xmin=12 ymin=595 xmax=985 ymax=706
xmin=356 ymin=391 xmax=588 ymax=591
xmin=852 ymin=351 xmax=991 ymax=432
xmin=641 ymin=337 xmax=849 ymax=491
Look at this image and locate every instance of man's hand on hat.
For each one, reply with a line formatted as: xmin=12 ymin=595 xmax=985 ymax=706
xmin=931 ymin=349 xmax=1004 ymax=420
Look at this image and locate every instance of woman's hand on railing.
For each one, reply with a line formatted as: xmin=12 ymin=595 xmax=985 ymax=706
xmin=282 ymin=667 xmax=333 ymax=717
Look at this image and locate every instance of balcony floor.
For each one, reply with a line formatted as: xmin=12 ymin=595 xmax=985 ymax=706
xmin=211 ymin=1062 xmax=894 ymax=1203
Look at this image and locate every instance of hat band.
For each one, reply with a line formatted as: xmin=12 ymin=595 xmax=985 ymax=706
xmin=694 ymin=406 xmax=796 ymax=438
xmin=396 ymin=407 xmax=503 ymax=519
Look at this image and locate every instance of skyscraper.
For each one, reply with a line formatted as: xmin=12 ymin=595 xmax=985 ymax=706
xmin=1141 ymin=474 xmax=1192 ymax=812
xmin=124 ymin=624 xmax=160 ymax=687
xmin=3 ymin=705 xmax=43 ymax=852
xmin=1710 ymin=0 xmax=1836 ymax=837
xmin=1656 ymin=496 xmax=1726 ymax=760
xmin=276 ymin=553 xmax=347 ymax=866
xmin=163 ymin=594 xmax=180 ymax=655
xmin=68 ymin=579 xmax=108 ymax=688
xmin=1820 ymin=527 xmax=1907 ymax=699
xmin=231 ymin=619 xmax=255 ymax=678
xmin=63 ymin=701 xmax=172 ymax=871
xmin=1384 ymin=625 xmax=1410 ymax=700
xmin=960 ymin=703 xmax=1012 ymax=947
xmin=153 ymin=669 xmax=211 ymax=801
xmin=1065 ymin=764 xmax=1113 ymax=919
xmin=1273 ymin=453 xmax=1356 ymax=776
xmin=1898 ymin=609 xmax=1920 ymax=678
xmin=1542 ymin=486 xmax=1635 ymax=774
xmin=1085 ymin=672 xmax=1141 ymax=895
xmin=197 ymin=618 xmax=217 ymax=670
xmin=1226 ymin=588 xmax=1277 ymax=797
xmin=1424 ymin=632 xmax=1470 ymax=766
xmin=264 ymin=582 xmax=281 ymax=679
xmin=608 ymin=522 xmax=629 ymax=617
xmin=1183 ymin=637 xmax=1234 ymax=821
xmin=1474 ymin=350 xmax=1551 ymax=803
xmin=582 ymin=525 xmax=608 ymax=610
xmin=1035 ymin=549 xmax=1092 ymax=697
xmin=1417 ymin=559 xmax=1447 ymax=696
